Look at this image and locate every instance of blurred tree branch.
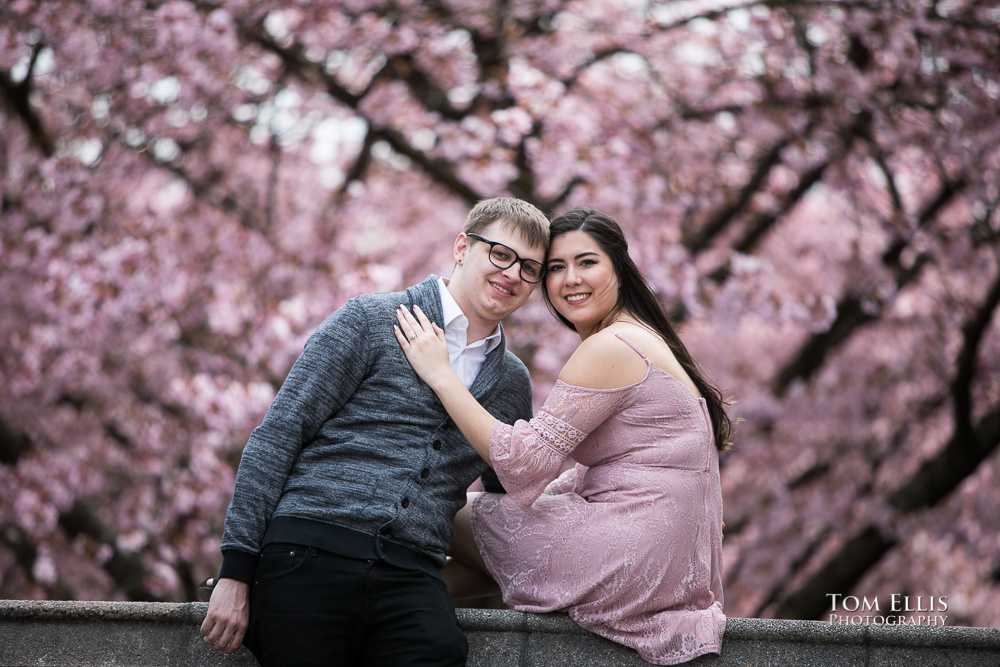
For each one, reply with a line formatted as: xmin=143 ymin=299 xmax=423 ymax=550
xmin=772 ymin=176 xmax=969 ymax=395
xmin=0 ymin=44 xmax=54 ymax=158
xmin=0 ymin=417 xmax=29 ymax=465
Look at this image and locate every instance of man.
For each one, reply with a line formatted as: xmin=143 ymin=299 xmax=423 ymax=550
xmin=201 ymin=197 xmax=550 ymax=666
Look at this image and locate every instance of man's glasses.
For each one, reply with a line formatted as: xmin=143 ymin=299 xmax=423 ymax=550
xmin=466 ymin=233 xmax=545 ymax=284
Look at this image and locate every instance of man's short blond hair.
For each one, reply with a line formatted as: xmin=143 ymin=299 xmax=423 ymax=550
xmin=462 ymin=197 xmax=550 ymax=249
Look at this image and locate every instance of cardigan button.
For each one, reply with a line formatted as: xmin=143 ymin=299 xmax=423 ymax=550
xmin=401 ymin=497 xmax=410 ymax=508
xmin=432 ymin=440 xmax=442 ymax=450
xmin=420 ymin=468 xmax=430 ymax=479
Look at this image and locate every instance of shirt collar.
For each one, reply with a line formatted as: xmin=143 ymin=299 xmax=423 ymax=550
xmin=437 ymin=277 xmax=503 ymax=353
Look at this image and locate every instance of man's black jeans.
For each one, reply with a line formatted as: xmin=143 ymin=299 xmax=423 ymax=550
xmin=245 ymin=543 xmax=468 ymax=667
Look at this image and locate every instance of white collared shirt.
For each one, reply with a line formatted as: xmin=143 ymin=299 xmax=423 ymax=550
xmin=437 ymin=278 xmax=502 ymax=389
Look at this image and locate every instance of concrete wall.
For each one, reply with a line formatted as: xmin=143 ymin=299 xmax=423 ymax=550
xmin=1 ymin=600 xmax=999 ymax=666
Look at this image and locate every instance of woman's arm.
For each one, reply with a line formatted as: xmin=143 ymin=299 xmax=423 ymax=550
xmin=394 ymin=304 xmax=496 ymax=463
xmin=396 ymin=307 xmax=646 ymax=508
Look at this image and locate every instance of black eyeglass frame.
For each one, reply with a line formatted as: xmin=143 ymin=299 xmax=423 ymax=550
xmin=465 ymin=233 xmax=545 ymax=284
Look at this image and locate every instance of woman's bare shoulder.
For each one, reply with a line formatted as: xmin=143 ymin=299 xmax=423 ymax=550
xmin=557 ymin=328 xmax=648 ymax=389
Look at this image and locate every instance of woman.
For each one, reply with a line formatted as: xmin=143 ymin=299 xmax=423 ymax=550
xmin=394 ymin=207 xmax=732 ymax=665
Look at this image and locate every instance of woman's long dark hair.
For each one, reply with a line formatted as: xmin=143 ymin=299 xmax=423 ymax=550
xmin=543 ymin=207 xmax=734 ymax=451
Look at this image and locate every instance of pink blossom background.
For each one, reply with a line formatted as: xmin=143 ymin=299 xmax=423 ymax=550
xmin=1 ymin=0 xmax=998 ymax=625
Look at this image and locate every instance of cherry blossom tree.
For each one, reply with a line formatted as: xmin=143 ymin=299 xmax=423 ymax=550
xmin=2 ymin=0 xmax=998 ymax=624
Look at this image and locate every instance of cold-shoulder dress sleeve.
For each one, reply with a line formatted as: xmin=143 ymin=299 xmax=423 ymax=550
xmin=489 ymin=381 xmax=637 ymax=508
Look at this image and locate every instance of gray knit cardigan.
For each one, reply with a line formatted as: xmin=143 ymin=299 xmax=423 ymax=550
xmin=219 ymin=275 xmax=534 ymax=582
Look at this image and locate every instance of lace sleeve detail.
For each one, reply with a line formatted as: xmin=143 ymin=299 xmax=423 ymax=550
xmin=488 ymin=381 xmax=637 ymax=508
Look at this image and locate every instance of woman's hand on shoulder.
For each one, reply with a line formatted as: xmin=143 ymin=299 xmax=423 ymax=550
xmin=394 ymin=304 xmax=454 ymax=390
xmin=557 ymin=329 xmax=648 ymax=390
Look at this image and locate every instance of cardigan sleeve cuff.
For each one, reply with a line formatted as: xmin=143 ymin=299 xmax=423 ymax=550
xmin=218 ymin=548 xmax=258 ymax=584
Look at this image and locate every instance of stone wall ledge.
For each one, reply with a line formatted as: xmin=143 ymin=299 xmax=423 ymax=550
xmin=1 ymin=600 xmax=998 ymax=666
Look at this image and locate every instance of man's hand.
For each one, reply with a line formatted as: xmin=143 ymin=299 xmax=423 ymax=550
xmin=200 ymin=578 xmax=250 ymax=654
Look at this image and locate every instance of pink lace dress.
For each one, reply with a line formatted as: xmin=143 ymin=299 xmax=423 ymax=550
xmin=471 ymin=335 xmax=725 ymax=665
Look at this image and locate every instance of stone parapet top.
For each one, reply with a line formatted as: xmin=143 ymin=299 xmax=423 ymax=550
xmin=2 ymin=600 xmax=999 ymax=667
